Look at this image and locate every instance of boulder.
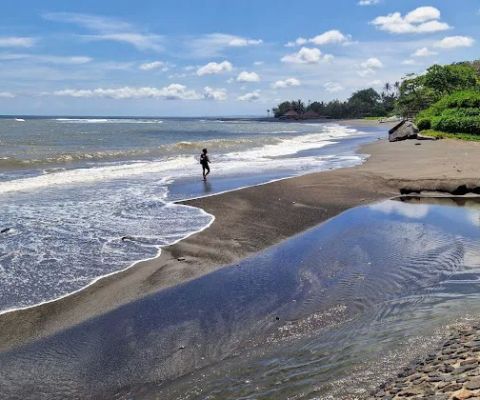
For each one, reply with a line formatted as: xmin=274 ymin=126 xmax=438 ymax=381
xmin=389 ymin=120 xmax=419 ymax=142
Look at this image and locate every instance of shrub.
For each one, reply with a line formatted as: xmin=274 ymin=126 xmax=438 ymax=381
xmin=431 ymin=116 xmax=480 ymax=135
xmin=416 ymin=117 xmax=431 ymax=130
xmin=415 ymin=90 xmax=480 ymax=135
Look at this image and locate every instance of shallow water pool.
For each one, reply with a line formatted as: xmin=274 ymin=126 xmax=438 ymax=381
xmin=1 ymin=197 xmax=479 ymax=399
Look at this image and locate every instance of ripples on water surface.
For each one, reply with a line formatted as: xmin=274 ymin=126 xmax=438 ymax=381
xmin=1 ymin=197 xmax=480 ymax=399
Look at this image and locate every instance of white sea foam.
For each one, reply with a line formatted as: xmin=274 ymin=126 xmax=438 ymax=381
xmin=0 ymin=126 xmax=358 ymax=195
xmin=0 ymin=122 xmax=369 ymax=313
xmin=54 ymin=118 xmax=163 ymax=124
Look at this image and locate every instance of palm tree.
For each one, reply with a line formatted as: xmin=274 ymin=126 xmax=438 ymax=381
xmin=267 ymin=109 xmax=271 ymax=117
xmin=384 ymin=82 xmax=391 ymax=94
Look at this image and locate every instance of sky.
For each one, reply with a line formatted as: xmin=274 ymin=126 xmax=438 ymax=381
xmin=0 ymin=0 xmax=478 ymax=116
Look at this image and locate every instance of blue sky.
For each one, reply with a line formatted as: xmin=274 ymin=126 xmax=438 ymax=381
xmin=0 ymin=0 xmax=478 ymax=116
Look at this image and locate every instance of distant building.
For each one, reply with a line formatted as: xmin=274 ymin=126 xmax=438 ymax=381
xmin=279 ymin=110 xmax=300 ymax=120
xmin=302 ymin=110 xmax=320 ymax=120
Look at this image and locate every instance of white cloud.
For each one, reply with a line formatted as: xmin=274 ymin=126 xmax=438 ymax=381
xmin=253 ymin=61 xmax=264 ymax=66
xmin=188 ymin=33 xmax=262 ymax=57
xmin=369 ymin=201 xmax=430 ymax=219
xmin=359 ymin=57 xmax=383 ymax=76
xmin=43 ymin=12 xmax=164 ymax=52
xmin=84 ymin=33 xmax=164 ymax=52
xmin=323 ymin=82 xmax=343 ymax=93
xmin=310 ymin=30 xmax=349 ymax=46
xmin=0 ymin=92 xmax=15 ymax=98
xmin=285 ymin=37 xmax=307 ymax=47
xmin=371 ymin=6 xmax=450 ymax=34
xmin=272 ymin=78 xmax=301 ymax=89
xmin=361 ymin=57 xmax=383 ymax=69
xmin=53 ymin=84 xmax=202 ymax=100
xmin=286 ymin=30 xmax=350 ymax=47
xmin=0 ymin=37 xmax=36 ymax=48
xmin=196 ymin=61 xmax=233 ymax=76
xmin=434 ymin=36 xmax=475 ymax=49
xmin=0 ymin=53 xmax=92 ymax=64
xmin=412 ymin=47 xmax=437 ymax=57
xmin=281 ymin=47 xmax=332 ymax=64
xmin=203 ymin=86 xmax=227 ymax=101
xmin=237 ymin=90 xmax=260 ymax=101
xmin=236 ymin=71 xmax=260 ymax=82
xmin=358 ymin=0 xmax=380 ymax=5
xmin=139 ymin=61 xmax=167 ymax=71
xmin=402 ymin=59 xmax=417 ymax=65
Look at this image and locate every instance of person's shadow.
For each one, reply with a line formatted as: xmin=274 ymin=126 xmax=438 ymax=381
xmin=202 ymin=180 xmax=212 ymax=194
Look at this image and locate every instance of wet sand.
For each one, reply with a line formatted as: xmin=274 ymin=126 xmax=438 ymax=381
xmin=1 ymin=133 xmax=480 ymax=351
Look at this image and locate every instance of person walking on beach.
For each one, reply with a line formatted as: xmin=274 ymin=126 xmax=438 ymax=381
xmin=200 ymin=148 xmax=211 ymax=180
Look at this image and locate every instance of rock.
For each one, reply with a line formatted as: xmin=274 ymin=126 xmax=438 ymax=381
xmin=0 ymin=227 xmax=10 ymax=234
xmin=177 ymin=257 xmax=186 ymax=262
xmin=452 ymin=388 xmax=475 ymax=399
xmin=466 ymin=378 xmax=480 ymax=390
xmin=460 ymin=359 xmax=478 ymax=366
xmin=389 ymin=120 xmax=419 ymax=142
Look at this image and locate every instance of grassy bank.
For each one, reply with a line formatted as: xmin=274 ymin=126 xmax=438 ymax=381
xmin=422 ymin=129 xmax=480 ymax=142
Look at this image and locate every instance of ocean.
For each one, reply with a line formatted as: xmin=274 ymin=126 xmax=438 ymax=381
xmin=0 ymin=116 xmax=384 ymax=314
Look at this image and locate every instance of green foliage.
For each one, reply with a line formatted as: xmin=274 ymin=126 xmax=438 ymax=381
xmin=415 ymin=90 xmax=480 ymax=135
xmin=272 ymin=99 xmax=306 ymax=117
xmin=272 ymin=86 xmax=399 ymax=119
xmin=272 ymin=101 xmax=294 ymax=118
xmin=272 ymin=61 xmax=480 ymax=122
xmin=421 ymin=129 xmax=480 ymax=142
xmin=396 ymin=64 xmax=479 ymax=117
xmin=431 ymin=116 xmax=480 ymax=134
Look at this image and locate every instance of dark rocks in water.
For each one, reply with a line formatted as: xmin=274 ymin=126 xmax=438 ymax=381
xmin=388 ymin=120 xmax=419 ymax=142
xmin=1 ymin=228 xmax=10 ymax=234
xmin=121 ymin=236 xmax=135 ymax=242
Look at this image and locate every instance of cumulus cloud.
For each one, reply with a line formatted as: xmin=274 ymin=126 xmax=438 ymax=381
xmin=237 ymin=90 xmax=260 ymax=101
xmin=359 ymin=57 xmax=383 ymax=76
xmin=0 ymin=36 xmax=36 ymax=48
xmin=196 ymin=61 xmax=233 ymax=76
xmin=412 ymin=47 xmax=437 ymax=57
xmin=281 ymin=47 xmax=332 ymax=64
xmin=53 ymin=84 xmax=202 ymax=100
xmin=324 ymin=82 xmax=344 ymax=93
xmin=139 ymin=60 xmax=167 ymax=71
xmin=43 ymin=12 xmax=164 ymax=51
xmin=203 ymin=86 xmax=227 ymax=101
xmin=0 ymin=91 xmax=15 ymax=98
xmin=402 ymin=59 xmax=417 ymax=66
xmin=358 ymin=0 xmax=380 ymax=5
xmin=434 ymin=36 xmax=475 ymax=49
xmin=310 ymin=30 xmax=350 ymax=46
xmin=286 ymin=30 xmax=350 ymax=47
xmin=272 ymin=78 xmax=301 ymax=89
xmin=371 ymin=6 xmax=450 ymax=34
xmin=236 ymin=71 xmax=260 ymax=82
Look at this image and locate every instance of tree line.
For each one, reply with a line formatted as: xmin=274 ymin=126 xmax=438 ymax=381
xmin=272 ymin=61 xmax=480 ymax=120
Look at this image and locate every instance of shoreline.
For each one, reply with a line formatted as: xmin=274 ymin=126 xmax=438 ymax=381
xmin=2 ymin=129 xmax=480 ymax=352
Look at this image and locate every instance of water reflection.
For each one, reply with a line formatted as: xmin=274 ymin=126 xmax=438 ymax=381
xmin=0 ymin=198 xmax=480 ymax=399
